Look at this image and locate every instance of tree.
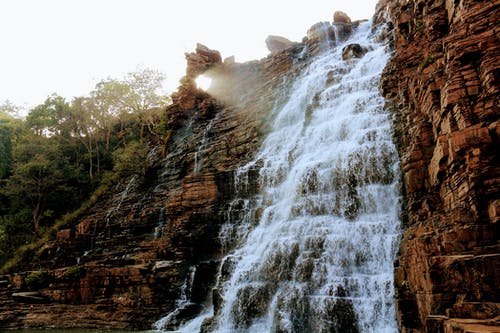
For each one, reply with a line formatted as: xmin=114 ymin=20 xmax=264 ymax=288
xmin=0 ymin=102 xmax=25 ymax=179
xmin=0 ymin=100 xmax=24 ymax=119
xmin=0 ymin=119 xmax=14 ymax=179
xmin=86 ymin=68 xmax=169 ymax=147
xmin=112 ymin=140 xmax=149 ymax=177
xmin=89 ymin=80 xmax=131 ymax=150
xmin=1 ymin=135 xmax=75 ymax=233
xmin=26 ymin=94 xmax=70 ymax=136
xmin=59 ymin=97 xmax=99 ymax=179
xmin=122 ymin=68 xmax=170 ymax=139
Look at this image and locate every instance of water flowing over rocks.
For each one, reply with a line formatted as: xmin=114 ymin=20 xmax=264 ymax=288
xmin=0 ymin=2 xmax=498 ymax=332
xmin=167 ymin=15 xmax=400 ymax=333
xmin=0 ymin=23 xmax=313 ymax=330
xmin=342 ymin=43 xmax=370 ymax=60
xmin=379 ymin=0 xmax=500 ymax=332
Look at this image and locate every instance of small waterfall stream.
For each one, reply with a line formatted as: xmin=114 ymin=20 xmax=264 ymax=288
xmin=157 ymin=19 xmax=400 ymax=333
xmin=194 ymin=113 xmax=220 ymax=174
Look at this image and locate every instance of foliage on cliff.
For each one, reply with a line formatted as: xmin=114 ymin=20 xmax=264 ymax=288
xmin=0 ymin=68 xmax=170 ymax=270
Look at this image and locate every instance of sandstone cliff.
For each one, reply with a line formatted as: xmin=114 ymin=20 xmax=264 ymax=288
xmin=0 ymin=39 xmax=310 ymax=329
xmin=0 ymin=2 xmax=498 ymax=332
xmin=379 ymin=0 xmax=499 ymax=332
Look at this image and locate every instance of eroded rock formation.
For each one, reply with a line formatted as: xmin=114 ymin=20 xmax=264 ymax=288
xmin=379 ymin=0 xmax=499 ymax=331
xmin=265 ymin=35 xmax=297 ymax=54
xmin=0 ymin=2 xmax=498 ymax=332
xmin=0 ymin=38 xmax=311 ymax=329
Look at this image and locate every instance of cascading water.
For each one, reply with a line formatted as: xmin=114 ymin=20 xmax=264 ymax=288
xmin=157 ymin=19 xmax=400 ymax=333
xmin=194 ymin=113 xmax=220 ymax=174
xmin=154 ymin=266 xmax=199 ymax=330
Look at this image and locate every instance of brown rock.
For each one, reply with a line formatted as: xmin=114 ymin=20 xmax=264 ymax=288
xmin=185 ymin=43 xmax=221 ymax=79
xmin=379 ymin=0 xmax=500 ymax=331
xmin=265 ymin=35 xmax=296 ymax=54
xmin=0 ymin=34 xmax=308 ymax=330
xmin=306 ymin=22 xmax=337 ymax=55
xmin=332 ymin=11 xmax=353 ymax=41
xmin=333 ymin=11 xmax=351 ymax=24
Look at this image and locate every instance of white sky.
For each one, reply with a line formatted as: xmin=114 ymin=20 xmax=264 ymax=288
xmin=0 ymin=0 xmax=379 ymax=109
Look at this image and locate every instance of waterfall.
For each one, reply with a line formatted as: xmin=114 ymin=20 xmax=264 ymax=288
xmin=157 ymin=19 xmax=400 ymax=333
xmin=194 ymin=113 xmax=220 ymax=174
xmin=154 ymin=266 xmax=200 ymax=331
xmin=154 ymin=207 xmax=166 ymax=239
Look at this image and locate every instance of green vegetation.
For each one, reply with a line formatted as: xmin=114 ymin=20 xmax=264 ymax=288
xmin=415 ymin=18 xmax=424 ymax=31
xmin=0 ymin=68 xmax=170 ymax=272
xmin=420 ymin=55 xmax=434 ymax=70
xmin=25 ymin=270 xmax=49 ymax=289
xmin=63 ymin=265 xmax=82 ymax=280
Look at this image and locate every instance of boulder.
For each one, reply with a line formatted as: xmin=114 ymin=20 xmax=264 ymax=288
xmin=332 ymin=11 xmax=353 ymax=41
xmin=185 ymin=43 xmax=222 ymax=78
xmin=306 ymin=22 xmax=337 ymax=55
xmin=265 ymin=35 xmax=295 ymax=54
xmin=333 ymin=11 xmax=351 ymax=24
xmin=342 ymin=43 xmax=369 ymax=60
xmin=307 ymin=22 xmax=335 ymax=42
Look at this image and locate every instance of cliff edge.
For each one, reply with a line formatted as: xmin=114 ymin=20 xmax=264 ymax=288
xmin=379 ymin=0 xmax=499 ymax=331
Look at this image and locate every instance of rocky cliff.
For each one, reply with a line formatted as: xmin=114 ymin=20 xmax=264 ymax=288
xmin=379 ymin=0 xmax=499 ymax=332
xmin=0 ymin=1 xmax=498 ymax=332
xmin=0 ymin=38 xmax=312 ymax=329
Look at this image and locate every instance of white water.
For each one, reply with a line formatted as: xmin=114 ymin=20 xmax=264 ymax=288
xmin=158 ymin=20 xmax=400 ymax=333
xmin=194 ymin=113 xmax=219 ymax=174
xmin=154 ymin=207 xmax=166 ymax=239
xmin=154 ymin=266 xmax=198 ymax=330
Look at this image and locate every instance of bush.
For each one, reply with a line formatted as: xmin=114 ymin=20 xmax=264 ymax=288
xmin=63 ymin=265 xmax=82 ymax=280
xmin=25 ymin=270 xmax=49 ymax=289
xmin=112 ymin=140 xmax=149 ymax=177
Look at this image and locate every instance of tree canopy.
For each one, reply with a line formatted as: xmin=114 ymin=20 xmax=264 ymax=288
xmin=0 ymin=68 xmax=170 ymax=268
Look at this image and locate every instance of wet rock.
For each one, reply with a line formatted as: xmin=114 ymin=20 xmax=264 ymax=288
xmin=11 ymin=292 xmax=48 ymax=304
xmin=307 ymin=22 xmax=336 ymax=43
xmin=232 ymin=283 xmax=272 ymax=329
xmin=306 ymin=22 xmax=337 ymax=55
xmin=0 ymin=29 xmax=309 ymax=330
xmin=342 ymin=43 xmax=369 ymax=60
xmin=332 ymin=11 xmax=353 ymax=41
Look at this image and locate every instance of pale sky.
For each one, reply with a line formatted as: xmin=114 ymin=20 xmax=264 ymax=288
xmin=0 ymin=0 xmax=379 ymax=109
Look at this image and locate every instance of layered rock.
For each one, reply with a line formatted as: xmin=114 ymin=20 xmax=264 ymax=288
xmin=265 ymin=35 xmax=297 ymax=54
xmin=379 ymin=0 xmax=499 ymax=332
xmin=2 ymin=2 xmax=497 ymax=331
xmin=0 ymin=38 xmax=312 ymax=329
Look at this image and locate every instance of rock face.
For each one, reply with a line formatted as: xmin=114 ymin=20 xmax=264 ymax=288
xmin=0 ymin=39 xmax=311 ymax=329
xmin=379 ymin=0 xmax=499 ymax=332
xmin=1 ymin=3 xmax=498 ymax=332
xmin=265 ymin=35 xmax=296 ymax=54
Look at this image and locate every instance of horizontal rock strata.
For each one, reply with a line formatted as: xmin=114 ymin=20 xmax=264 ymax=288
xmin=379 ymin=0 xmax=499 ymax=331
xmin=0 ymin=39 xmax=313 ymax=329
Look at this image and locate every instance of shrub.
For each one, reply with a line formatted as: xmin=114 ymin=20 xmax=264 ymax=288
xmin=25 ymin=270 xmax=49 ymax=289
xmin=63 ymin=265 xmax=82 ymax=280
xmin=112 ymin=140 xmax=149 ymax=177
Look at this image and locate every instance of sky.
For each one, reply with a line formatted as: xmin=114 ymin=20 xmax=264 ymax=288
xmin=0 ymin=0 xmax=379 ymax=110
